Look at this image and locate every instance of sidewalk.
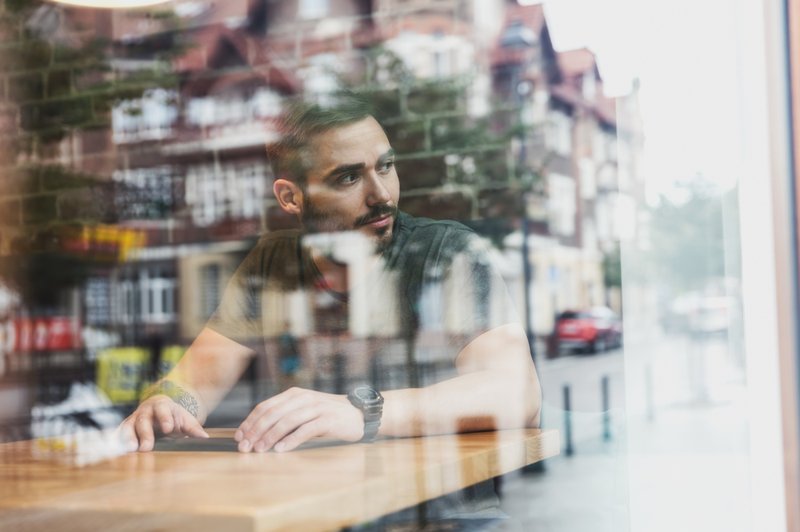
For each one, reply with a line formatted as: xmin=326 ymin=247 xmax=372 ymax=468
xmin=491 ymin=333 xmax=752 ymax=532
xmin=490 ymin=398 xmax=750 ymax=532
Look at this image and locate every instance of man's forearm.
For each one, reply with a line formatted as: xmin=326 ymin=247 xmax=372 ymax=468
xmin=378 ymin=369 xmax=541 ymax=437
xmin=141 ymin=379 xmax=205 ymax=421
xmin=141 ymin=328 xmax=256 ymax=424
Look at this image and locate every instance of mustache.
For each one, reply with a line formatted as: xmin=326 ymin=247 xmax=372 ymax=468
xmin=354 ymin=204 xmax=398 ymax=227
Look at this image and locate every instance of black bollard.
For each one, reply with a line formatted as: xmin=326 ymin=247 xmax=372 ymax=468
xmin=602 ymin=375 xmax=611 ymax=442
xmin=563 ymin=384 xmax=574 ymax=456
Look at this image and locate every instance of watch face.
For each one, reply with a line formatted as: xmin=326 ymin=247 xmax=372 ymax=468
xmin=355 ymin=387 xmax=379 ymax=401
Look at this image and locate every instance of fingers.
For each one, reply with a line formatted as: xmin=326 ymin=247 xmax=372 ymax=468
xmin=134 ymin=411 xmax=156 ymax=452
xmin=178 ymin=409 xmax=210 ymax=439
xmin=235 ymin=388 xmax=301 ymax=447
xmin=251 ymin=407 xmax=319 ymax=453
xmin=273 ymin=418 xmax=327 ymax=453
xmin=154 ymin=402 xmax=175 ymax=434
xmin=116 ymin=397 xmax=209 ymax=453
xmin=116 ymin=419 xmax=139 ymax=453
xmin=235 ymin=387 xmax=299 ymax=443
xmin=235 ymin=388 xmax=364 ymax=453
xmin=237 ymin=396 xmax=310 ymax=452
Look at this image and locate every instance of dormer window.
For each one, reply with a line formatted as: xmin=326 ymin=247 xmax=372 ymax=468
xmin=299 ymin=0 xmax=329 ymax=19
xmin=500 ymin=19 xmax=537 ymax=49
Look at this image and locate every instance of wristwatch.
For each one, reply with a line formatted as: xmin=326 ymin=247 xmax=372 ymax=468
xmin=347 ymin=385 xmax=384 ymax=442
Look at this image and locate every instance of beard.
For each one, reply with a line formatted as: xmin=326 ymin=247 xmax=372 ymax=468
xmin=302 ymin=199 xmax=398 ymax=253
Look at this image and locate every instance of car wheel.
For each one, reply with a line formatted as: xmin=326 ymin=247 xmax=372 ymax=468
xmin=594 ymin=336 xmax=607 ymax=353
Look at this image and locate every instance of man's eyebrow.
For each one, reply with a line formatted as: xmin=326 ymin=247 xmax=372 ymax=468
xmin=324 ymin=162 xmax=365 ymax=181
xmin=378 ymin=149 xmax=396 ymax=161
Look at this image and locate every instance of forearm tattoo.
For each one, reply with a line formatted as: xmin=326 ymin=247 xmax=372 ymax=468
xmin=141 ymin=380 xmax=200 ymax=419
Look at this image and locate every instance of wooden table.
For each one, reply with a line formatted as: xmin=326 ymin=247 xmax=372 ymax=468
xmin=0 ymin=428 xmax=559 ymax=531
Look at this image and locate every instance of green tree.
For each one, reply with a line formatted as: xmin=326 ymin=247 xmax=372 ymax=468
xmin=0 ymin=0 xmax=182 ymax=307
xmin=648 ymin=181 xmax=727 ymax=292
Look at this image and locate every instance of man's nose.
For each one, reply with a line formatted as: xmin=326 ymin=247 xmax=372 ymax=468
xmin=365 ymin=172 xmax=391 ymax=205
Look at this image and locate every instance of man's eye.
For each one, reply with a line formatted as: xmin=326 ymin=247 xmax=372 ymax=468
xmin=338 ymin=173 xmax=358 ymax=185
xmin=378 ymin=160 xmax=395 ymax=174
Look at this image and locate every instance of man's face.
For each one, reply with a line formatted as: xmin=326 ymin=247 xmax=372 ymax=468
xmin=299 ymin=116 xmax=400 ymax=252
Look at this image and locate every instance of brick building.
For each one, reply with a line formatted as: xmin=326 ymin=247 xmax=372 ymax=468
xmin=0 ymin=0 xmax=642 ymax=417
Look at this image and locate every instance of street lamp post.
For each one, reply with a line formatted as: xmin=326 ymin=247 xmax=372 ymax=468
xmin=516 ymin=80 xmax=539 ymax=368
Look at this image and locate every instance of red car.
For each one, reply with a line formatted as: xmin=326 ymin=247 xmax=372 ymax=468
xmin=555 ymin=307 xmax=623 ymax=354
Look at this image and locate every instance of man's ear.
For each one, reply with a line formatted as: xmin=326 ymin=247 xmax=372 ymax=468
xmin=273 ymin=178 xmax=304 ymax=216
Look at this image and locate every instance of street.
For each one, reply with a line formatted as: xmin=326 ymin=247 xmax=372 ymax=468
xmin=494 ymin=329 xmax=751 ymax=532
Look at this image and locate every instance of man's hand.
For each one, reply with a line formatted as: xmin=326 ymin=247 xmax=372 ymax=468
xmin=234 ymin=387 xmax=364 ymax=453
xmin=118 ymin=395 xmax=209 ymax=452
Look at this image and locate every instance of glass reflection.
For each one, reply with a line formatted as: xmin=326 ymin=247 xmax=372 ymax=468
xmin=0 ymin=1 xmax=652 ymax=530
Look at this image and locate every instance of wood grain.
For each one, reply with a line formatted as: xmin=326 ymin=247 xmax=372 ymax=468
xmin=0 ymin=428 xmax=559 ymax=531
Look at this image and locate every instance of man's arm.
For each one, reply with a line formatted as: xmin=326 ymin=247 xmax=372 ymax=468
xmin=234 ymin=322 xmax=541 ymax=453
xmin=380 ymin=322 xmax=541 ymax=436
xmin=119 ymin=327 xmax=255 ymax=451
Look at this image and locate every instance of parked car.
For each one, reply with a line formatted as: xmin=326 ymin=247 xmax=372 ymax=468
xmin=687 ymin=296 xmax=733 ymax=336
xmin=555 ymin=307 xmax=623 ymax=354
xmin=661 ymin=292 xmax=734 ymax=337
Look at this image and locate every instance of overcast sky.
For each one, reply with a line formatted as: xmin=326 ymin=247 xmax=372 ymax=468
xmin=537 ymin=0 xmax=754 ymax=198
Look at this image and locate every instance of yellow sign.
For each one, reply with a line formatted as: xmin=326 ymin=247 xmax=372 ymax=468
xmin=63 ymin=225 xmax=146 ymax=262
xmin=158 ymin=345 xmax=186 ymax=377
xmin=96 ymin=348 xmax=149 ymax=405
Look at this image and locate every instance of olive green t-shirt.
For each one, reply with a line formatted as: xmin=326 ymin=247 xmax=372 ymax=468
xmin=207 ymin=211 xmax=519 ymax=386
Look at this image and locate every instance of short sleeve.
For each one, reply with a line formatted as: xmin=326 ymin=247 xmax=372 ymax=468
xmin=205 ymin=247 xmax=264 ymax=345
xmin=440 ymin=232 xmax=522 ymax=341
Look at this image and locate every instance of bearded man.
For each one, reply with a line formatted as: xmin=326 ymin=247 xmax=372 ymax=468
xmin=121 ymin=96 xmax=541 ymax=455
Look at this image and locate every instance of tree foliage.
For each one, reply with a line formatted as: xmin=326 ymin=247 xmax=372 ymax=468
xmin=0 ymin=1 xmax=182 ymax=307
xmin=647 ymin=182 xmax=728 ymax=292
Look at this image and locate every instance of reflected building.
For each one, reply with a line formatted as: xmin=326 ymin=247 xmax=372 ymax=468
xmin=0 ymin=0 xmax=644 ymax=428
xmin=490 ymin=2 xmax=643 ymax=341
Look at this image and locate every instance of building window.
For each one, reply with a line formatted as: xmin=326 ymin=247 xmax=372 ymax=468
xmin=546 ymin=110 xmax=573 ymax=155
xmin=302 ymin=54 xmax=340 ymax=105
xmin=186 ymin=88 xmax=282 ymax=128
xmin=186 ymin=97 xmax=215 ymax=127
xmin=174 ymin=1 xmax=211 ymax=19
xmin=548 ymin=173 xmax=577 ymax=236
xmin=251 ymin=88 xmax=282 ymax=118
xmin=579 ymin=158 xmax=597 ymax=200
xmin=113 ymin=166 xmax=174 ymax=220
xmin=299 ymin=0 xmax=329 ymax=19
xmin=85 ymin=278 xmax=111 ymax=326
xmin=115 ymin=277 xmax=138 ymax=325
xmin=112 ymin=88 xmax=178 ymax=143
xmin=112 ymin=269 xmax=176 ymax=325
xmin=185 ymin=162 xmax=268 ymax=227
xmin=141 ymin=271 xmax=176 ymax=324
xmin=200 ymin=264 xmax=221 ymax=320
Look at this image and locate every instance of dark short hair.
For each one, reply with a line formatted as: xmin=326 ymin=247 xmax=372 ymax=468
xmin=266 ymin=94 xmax=373 ymax=187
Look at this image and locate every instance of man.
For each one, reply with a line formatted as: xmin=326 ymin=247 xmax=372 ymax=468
xmin=120 ymin=96 xmax=541 ymax=454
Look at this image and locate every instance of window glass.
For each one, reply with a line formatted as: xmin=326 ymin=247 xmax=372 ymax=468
xmin=0 ymin=1 xmax=790 ymax=531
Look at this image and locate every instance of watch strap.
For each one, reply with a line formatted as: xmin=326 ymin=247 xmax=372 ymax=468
xmin=347 ymin=386 xmax=383 ymax=443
